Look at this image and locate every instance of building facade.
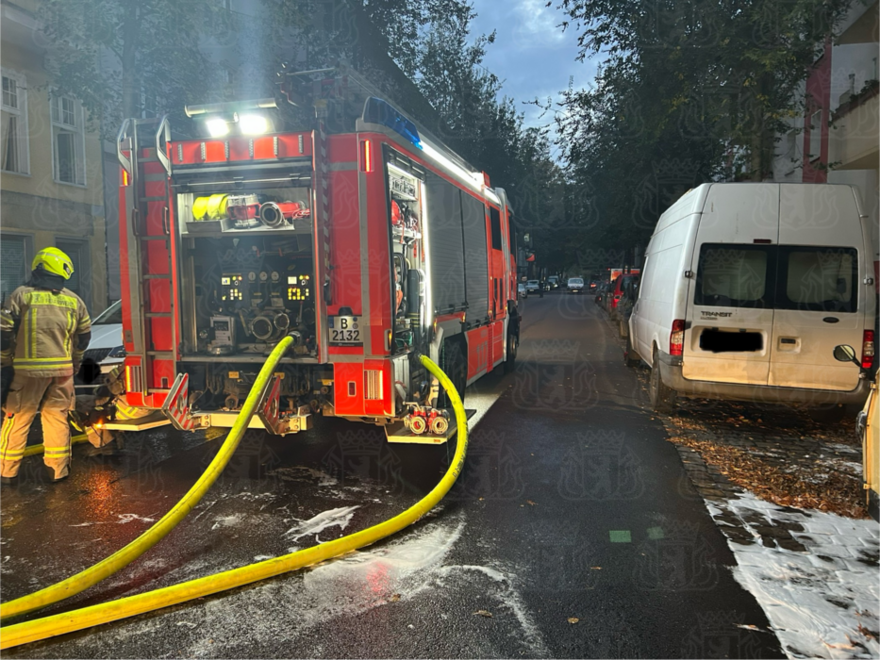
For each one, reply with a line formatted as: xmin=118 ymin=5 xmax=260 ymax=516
xmin=1 ymin=0 xmax=108 ymax=312
xmin=772 ymin=0 xmax=879 ymax=279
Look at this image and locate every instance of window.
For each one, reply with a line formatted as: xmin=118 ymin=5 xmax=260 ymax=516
xmin=809 ymin=109 xmax=822 ymax=160
xmin=777 ymin=247 xmax=857 ymax=313
xmin=489 ymin=207 xmax=502 ymax=251
xmin=1 ymin=234 xmax=32 ymax=303
xmin=50 ymin=94 xmax=86 ymax=185
xmin=695 ymin=244 xmax=772 ymax=308
xmin=1 ymin=69 xmax=29 ymax=175
xmin=507 ymin=211 xmax=517 ymax=256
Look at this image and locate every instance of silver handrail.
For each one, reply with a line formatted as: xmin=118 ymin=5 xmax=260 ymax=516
xmin=155 ymin=115 xmax=171 ymax=176
xmin=116 ymin=118 xmax=133 ymax=174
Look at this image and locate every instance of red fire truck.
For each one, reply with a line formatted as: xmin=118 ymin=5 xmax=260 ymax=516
xmin=111 ymin=70 xmax=520 ymax=443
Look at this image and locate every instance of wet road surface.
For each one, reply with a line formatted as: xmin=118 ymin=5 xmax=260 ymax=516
xmin=1 ymin=294 xmax=783 ymax=658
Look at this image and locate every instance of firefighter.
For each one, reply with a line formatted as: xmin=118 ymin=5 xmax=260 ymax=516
xmin=0 ymin=248 xmax=91 ymax=484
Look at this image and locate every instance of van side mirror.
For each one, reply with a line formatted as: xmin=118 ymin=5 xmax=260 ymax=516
xmin=833 ymin=344 xmax=860 ymax=367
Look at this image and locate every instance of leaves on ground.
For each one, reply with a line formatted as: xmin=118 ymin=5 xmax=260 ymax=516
xmin=473 ymin=609 xmax=493 ymax=618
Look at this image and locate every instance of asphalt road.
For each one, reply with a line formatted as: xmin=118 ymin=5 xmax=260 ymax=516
xmin=1 ymin=293 xmax=784 ymax=658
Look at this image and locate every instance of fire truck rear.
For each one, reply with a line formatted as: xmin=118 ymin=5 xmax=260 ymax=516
xmin=111 ymin=70 xmax=521 ymax=443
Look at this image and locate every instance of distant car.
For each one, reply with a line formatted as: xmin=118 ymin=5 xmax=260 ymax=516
xmin=547 ymin=276 xmax=559 ymax=289
xmin=76 ymin=300 xmax=124 ymax=391
xmin=594 ymin=282 xmax=610 ymax=306
xmin=517 ymin=282 xmax=527 ymax=298
xmin=589 ymin=280 xmax=599 ymax=291
xmin=567 ymin=277 xmax=584 ymax=293
xmin=525 ymin=280 xmax=541 ymax=295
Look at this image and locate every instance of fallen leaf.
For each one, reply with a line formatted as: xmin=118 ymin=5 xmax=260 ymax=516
xmin=590 ymin=566 xmax=602 ymax=570
xmin=568 ymin=617 xmax=580 ymax=624
xmin=389 ymin=594 xmax=400 ymax=602
xmin=474 ymin=610 xmax=493 ymax=618
xmin=526 ymin=500 xmax=537 ymax=506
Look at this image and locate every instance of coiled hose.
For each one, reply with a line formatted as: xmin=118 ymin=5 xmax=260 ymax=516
xmin=1 ymin=354 xmax=467 ymax=649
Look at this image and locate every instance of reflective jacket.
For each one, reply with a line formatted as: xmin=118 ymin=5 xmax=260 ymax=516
xmin=0 ymin=286 xmax=91 ymax=377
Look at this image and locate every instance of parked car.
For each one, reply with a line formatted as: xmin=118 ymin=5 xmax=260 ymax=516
xmin=517 ymin=282 xmax=527 ymax=299
xmin=76 ymin=299 xmax=124 ymax=390
xmin=547 ymin=276 xmax=560 ymax=289
xmin=525 ymin=280 xmax=541 ymax=296
xmin=616 ymin=275 xmax=641 ymax=337
xmin=627 ymin=183 xmax=876 ymax=413
xmin=608 ymin=273 xmax=640 ymax=320
xmin=567 ymin=277 xmax=585 ymax=293
xmin=834 ymin=344 xmax=878 ymax=520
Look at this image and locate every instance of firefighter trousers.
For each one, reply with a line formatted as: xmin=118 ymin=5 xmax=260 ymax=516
xmin=1 ymin=373 xmax=74 ymax=479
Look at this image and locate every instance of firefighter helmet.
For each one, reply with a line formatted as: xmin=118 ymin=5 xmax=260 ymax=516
xmin=32 ymin=247 xmax=74 ymax=280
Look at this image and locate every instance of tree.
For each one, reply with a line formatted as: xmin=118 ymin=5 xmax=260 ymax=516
xmin=555 ymin=0 xmax=853 ymax=180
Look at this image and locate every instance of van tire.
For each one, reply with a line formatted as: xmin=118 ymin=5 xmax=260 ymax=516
xmin=649 ymin=351 xmax=677 ymax=413
xmin=624 ymin=337 xmax=641 ymax=368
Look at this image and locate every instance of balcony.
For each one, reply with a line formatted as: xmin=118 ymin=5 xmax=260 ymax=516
xmin=830 ymin=86 xmax=879 ymax=170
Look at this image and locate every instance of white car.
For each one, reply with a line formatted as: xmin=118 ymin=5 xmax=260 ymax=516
xmin=76 ymin=300 xmax=124 ymax=390
xmin=525 ymin=280 xmax=541 ymax=295
xmin=517 ymin=283 xmax=527 ymax=298
xmin=567 ymin=277 xmax=585 ymax=293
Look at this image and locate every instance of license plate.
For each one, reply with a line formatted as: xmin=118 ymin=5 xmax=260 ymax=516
xmin=329 ymin=316 xmax=362 ymax=344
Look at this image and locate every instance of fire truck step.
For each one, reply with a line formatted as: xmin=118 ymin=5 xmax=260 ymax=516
xmin=144 ymin=312 xmax=173 ymax=318
xmin=143 ymin=274 xmax=172 ymax=280
xmin=147 ymin=351 xmax=175 ymax=358
xmin=138 ymin=236 xmax=171 ymax=241
xmin=138 ymin=196 xmax=167 ymax=202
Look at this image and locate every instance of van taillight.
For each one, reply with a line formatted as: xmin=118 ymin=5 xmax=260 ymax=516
xmin=862 ymin=330 xmax=875 ymax=369
xmin=670 ymin=319 xmax=685 ymax=357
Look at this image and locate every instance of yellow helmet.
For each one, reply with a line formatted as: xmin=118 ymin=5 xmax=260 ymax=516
xmin=32 ymin=247 xmax=74 ymax=279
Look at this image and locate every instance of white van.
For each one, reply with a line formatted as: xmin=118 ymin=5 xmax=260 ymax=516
xmin=627 ymin=183 xmax=876 ymax=412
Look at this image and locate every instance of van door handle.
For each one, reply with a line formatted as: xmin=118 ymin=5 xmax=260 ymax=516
xmin=822 ymin=317 xmax=840 ymax=324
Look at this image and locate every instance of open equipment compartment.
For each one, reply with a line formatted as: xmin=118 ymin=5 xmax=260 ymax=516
xmin=169 ymin=156 xmax=326 ymax=413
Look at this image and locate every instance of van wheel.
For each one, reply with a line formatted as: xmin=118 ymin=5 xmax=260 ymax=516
xmin=649 ymin=351 xmax=677 ymax=413
xmin=439 ymin=339 xmax=467 ymax=408
xmin=624 ymin=337 xmax=641 ymax=368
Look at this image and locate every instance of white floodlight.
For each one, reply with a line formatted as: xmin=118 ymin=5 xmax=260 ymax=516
xmin=205 ymin=117 xmax=230 ymax=138
xmin=239 ymin=114 xmax=270 ymax=135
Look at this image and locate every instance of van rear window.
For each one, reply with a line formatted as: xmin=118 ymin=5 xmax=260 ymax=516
xmin=777 ymin=247 xmax=857 ymax=313
xmin=694 ymin=244 xmax=859 ymax=312
xmin=695 ymin=245 xmax=771 ymax=308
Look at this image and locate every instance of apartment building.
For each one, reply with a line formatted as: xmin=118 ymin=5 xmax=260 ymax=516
xmin=1 ymin=0 xmax=108 ymax=311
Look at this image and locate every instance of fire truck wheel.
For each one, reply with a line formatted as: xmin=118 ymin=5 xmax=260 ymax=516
xmin=410 ymin=415 xmax=427 ymax=435
xmin=439 ymin=339 xmax=467 ymax=408
xmin=504 ymin=330 xmax=518 ymax=374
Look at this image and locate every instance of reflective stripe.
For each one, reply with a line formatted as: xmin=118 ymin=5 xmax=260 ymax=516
xmin=44 ymin=448 xmax=70 ymax=457
xmin=0 ymin=449 xmax=25 ymax=458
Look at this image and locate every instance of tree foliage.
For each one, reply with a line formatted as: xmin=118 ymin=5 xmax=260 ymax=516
xmin=552 ymin=0 xmax=853 ymax=259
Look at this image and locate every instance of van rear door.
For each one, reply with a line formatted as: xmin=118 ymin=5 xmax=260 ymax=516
xmin=768 ymin=185 xmax=864 ymax=391
xmin=682 ymin=184 xmax=778 ymax=386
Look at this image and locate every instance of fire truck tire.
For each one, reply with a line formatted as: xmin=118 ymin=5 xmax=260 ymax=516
xmin=0 ymin=354 xmax=469 ymax=650
xmin=504 ymin=330 xmax=518 ymax=374
xmin=439 ymin=339 xmax=467 ymax=408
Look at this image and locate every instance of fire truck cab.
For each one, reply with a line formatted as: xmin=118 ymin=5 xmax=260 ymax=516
xmin=112 ymin=71 xmax=520 ymax=443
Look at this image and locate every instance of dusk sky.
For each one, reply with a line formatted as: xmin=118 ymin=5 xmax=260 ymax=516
xmin=469 ymin=0 xmax=600 ymax=133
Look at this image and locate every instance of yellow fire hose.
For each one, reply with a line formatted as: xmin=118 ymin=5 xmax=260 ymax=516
xmin=0 ymin=354 xmax=466 ymax=649
xmin=0 ymin=335 xmax=297 ymax=624
xmin=22 ymin=434 xmax=89 ymax=458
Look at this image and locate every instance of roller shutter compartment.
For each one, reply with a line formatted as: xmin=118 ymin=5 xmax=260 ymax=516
xmin=461 ymin=192 xmax=489 ymax=325
xmin=426 ymin=171 xmax=467 ymax=315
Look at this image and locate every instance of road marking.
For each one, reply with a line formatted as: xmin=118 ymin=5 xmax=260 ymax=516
xmin=609 ymin=530 xmax=632 ymax=543
xmin=647 ymin=526 xmax=664 ymax=540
